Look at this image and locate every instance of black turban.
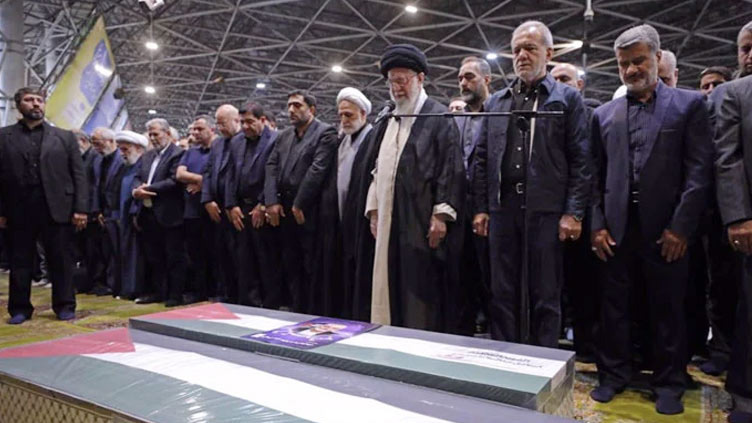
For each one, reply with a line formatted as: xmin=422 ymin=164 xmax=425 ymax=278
xmin=379 ymin=44 xmax=428 ymax=77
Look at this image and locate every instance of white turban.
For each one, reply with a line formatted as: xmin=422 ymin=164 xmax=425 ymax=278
xmin=115 ymin=130 xmax=149 ymax=148
xmin=336 ymin=87 xmax=372 ymax=115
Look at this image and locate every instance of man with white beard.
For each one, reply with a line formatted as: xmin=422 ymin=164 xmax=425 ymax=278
xmin=115 ymin=131 xmax=149 ymax=299
xmin=359 ymin=44 xmax=465 ymax=331
xmin=333 ymin=87 xmax=373 ymax=319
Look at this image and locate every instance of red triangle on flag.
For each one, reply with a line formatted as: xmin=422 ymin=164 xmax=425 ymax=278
xmin=139 ymin=303 xmax=239 ymax=320
xmin=0 ymin=328 xmax=136 ymax=358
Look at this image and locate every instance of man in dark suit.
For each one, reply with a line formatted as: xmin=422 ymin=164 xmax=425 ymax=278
xmin=225 ymin=103 xmax=279 ymax=308
xmin=265 ymin=91 xmax=338 ymax=313
xmin=589 ymin=25 xmax=713 ymax=415
xmin=0 ymin=87 xmax=88 ymax=324
xmin=131 ymin=118 xmax=186 ymax=307
xmin=91 ymin=127 xmax=124 ymax=297
xmin=453 ymin=56 xmax=492 ymax=335
xmin=714 ymin=65 xmax=752 ymax=423
xmin=472 ymin=21 xmax=591 ymax=348
xmin=201 ymin=105 xmax=243 ymax=303
xmin=72 ymin=129 xmax=102 ymax=294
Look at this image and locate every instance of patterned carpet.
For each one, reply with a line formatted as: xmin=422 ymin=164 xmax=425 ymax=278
xmin=0 ymin=274 xmax=732 ymax=422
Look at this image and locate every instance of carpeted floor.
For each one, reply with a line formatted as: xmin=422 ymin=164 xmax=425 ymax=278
xmin=0 ymin=273 xmax=732 ymax=422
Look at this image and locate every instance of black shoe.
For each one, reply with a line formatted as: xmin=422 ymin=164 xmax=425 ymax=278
xmin=57 ymin=310 xmax=76 ymax=321
xmin=655 ymin=395 xmax=683 ymax=415
xmin=700 ymin=358 xmax=728 ymax=376
xmin=91 ymin=285 xmax=113 ymax=296
xmin=728 ymin=410 xmax=752 ymax=423
xmin=8 ymin=314 xmax=29 ymax=325
xmin=591 ymin=386 xmax=621 ymax=403
xmin=576 ymin=353 xmax=596 ymax=364
xmin=165 ymin=299 xmax=182 ymax=308
xmin=135 ymin=294 xmax=162 ymax=304
xmin=182 ymin=293 xmax=206 ymax=305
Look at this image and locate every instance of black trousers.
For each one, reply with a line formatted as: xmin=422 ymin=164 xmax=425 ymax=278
xmin=705 ymin=210 xmax=741 ymax=364
xmin=184 ymin=216 xmax=215 ymax=301
xmin=235 ymin=219 xmax=283 ymax=308
xmin=213 ymin=217 xmax=237 ymax=302
xmin=278 ymin=212 xmax=314 ymax=313
xmin=102 ymin=219 xmax=121 ymax=295
xmin=138 ymin=209 xmax=186 ymax=302
xmin=7 ymin=189 xmax=75 ymax=318
xmin=452 ymin=212 xmax=491 ymax=335
xmin=488 ymin=192 xmax=563 ymax=348
xmin=75 ymin=219 xmax=106 ymax=293
xmin=727 ymin=256 xmax=752 ymax=411
xmin=563 ymin=234 xmax=600 ymax=358
xmin=597 ymin=206 xmax=688 ymax=398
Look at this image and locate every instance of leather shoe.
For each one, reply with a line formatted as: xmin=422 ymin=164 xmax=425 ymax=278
xmin=655 ymin=395 xmax=683 ymax=415
xmin=91 ymin=285 xmax=113 ymax=296
xmin=700 ymin=358 xmax=728 ymax=376
xmin=728 ymin=410 xmax=752 ymax=423
xmin=57 ymin=311 xmax=76 ymax=321
xmin=135 ymin=294 xmax=162 ymax=305
xmin=8 ymin=314 xmax=28 ymax=325
xmin=590 ymin=386 xmax=621 ymax=403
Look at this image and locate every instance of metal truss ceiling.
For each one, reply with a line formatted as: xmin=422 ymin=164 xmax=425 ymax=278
xmin=13 ymin=0 xmax=752 ymax=131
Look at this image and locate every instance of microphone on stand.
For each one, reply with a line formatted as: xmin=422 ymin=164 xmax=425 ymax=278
xmin=374 ymin=100 xmax=396 ymax=124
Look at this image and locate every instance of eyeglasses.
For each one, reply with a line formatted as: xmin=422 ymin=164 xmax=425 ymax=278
xmin=385 ymin=73 xmax=418 ymax=87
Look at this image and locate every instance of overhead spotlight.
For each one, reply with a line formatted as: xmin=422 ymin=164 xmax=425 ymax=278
xmin=211 ymin=75 xmax=225 ymax=84
xmin=256 ymin=82 xmax=266 ymax=89
xmin=571 ymin=40 xmax=584 ymax=49
xmin=94 ymin=63 xmax=113 ymax=77
xmin=139 ymin=0 xmax=165 ymax=11
xmin=405 ymin=5 xmax=418 ymax=14
xmin=145 ymin=40 xmax=159 ymax=51
xmin=331 ymin=65 xmax=343 ymax=73
xmin=144 ymin=85 xmax=156 ymax=94
xmin=577 ymin=68 xmax=586 ymax=77
xmin=148 ymin=109 xmax=157 ymax=115
xmin=486 ymin=52 xmax=498 ymax=60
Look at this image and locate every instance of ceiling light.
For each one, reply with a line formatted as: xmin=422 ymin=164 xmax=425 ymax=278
xmin=148 ymin=109 xmax=157 ymax=115
xmin=256 ymin=82 xmax=266 ymax=89
xmin=331 ymin=65 xmax=343 ymax=73
xmin=145 ymin=40 xmax=159 ymax=51
xmin=144 ymin=85 xmax=156 ymax=94
xmin=486 ymin=52 xmax=498 ymax=60
xmin=577 ymin=68 xmax=586 ymax=77
xmin=94 ymin=63 xmax=113 ymax=77
xmin=571 ymin=40 xmax=584 ymax=49
xmin=405 ymin=5 xmax=418 ymax=13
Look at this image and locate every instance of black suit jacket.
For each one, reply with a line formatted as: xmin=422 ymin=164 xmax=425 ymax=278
xmin=714 ymin=75 xmax=752 ymax=226
xmin=225 ymin=127 xmax=277 ymax=212
xmin=84 ymin=147 xmax=102 ymax=214
xmin=472 ymin=74 xmax=592 ymax=218
xmin=0 ymin=121 xmax=88 ymax=223
xmin=264 ymin=118 xmax=339 ymax=211
xmin=591 ymin=81 xmax=714 ymax=244
xmin=99 ymin=150 xmax=125 ymax=218
xmin=132 ymin=143 xmax=185 ymax=227
xmin=201 ymin=133 xmax=238 ymax=207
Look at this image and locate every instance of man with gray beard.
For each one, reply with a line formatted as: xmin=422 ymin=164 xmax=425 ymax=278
xmin=589 ymin=25 xmax=713 ymax=414
xmin=359 ymin=44 xmax=465 ymax=331
xmin=115 ymin=131 xmax=148 ymax=299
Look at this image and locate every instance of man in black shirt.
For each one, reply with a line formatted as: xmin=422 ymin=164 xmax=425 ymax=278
xmin=0 ymin=87 xmax=88 ymax=324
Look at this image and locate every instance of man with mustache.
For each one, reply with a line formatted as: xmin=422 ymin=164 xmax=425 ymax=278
xmin=0 ymin=87 xmax=88 ymax=324
xmin=360 ymin=44 xmax=465 ymax=331
xmin=472 ymin=21 xmax=591 ymax=347
xmin=589 ymin=25 xmax=713 ymax=415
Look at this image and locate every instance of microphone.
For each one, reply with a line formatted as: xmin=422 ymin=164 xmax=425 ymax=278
xmin=374 ymin=101 xmax=396 ymax=125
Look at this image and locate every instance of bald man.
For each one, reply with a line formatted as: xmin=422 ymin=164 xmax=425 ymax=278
xmin=658 ymin=49 xmax=679 ymax=88
xmin=201 ymin=104 xmax=243 ymax=303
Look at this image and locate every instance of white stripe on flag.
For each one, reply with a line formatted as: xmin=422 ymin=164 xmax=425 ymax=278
xmin=207 ymin=314 xmax=566 ymax=382
xmin=87 ymin=343 xmax=453 ymax=423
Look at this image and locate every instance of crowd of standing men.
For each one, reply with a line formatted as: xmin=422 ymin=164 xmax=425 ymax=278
xmin=1 ymin=18 xmax=752 ymax=421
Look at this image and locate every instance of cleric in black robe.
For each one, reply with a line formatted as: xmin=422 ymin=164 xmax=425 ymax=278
xmin=359 ymin=44 xmax=465 ymax=331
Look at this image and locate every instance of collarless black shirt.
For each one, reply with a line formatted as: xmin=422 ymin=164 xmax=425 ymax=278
xmin=626 ymin=90 xmax=657 ymax=189
xmin=15 ymin=121 xmax=44 ymax=187
xmin=501 ymin=78 xmax=548 ymax=188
